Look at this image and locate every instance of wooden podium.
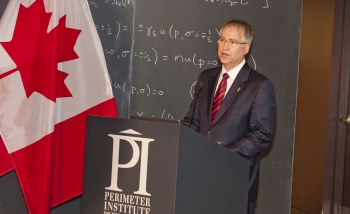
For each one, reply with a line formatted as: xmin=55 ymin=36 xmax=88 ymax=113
xmin=82 ymin=116 xmax=249 ymax=214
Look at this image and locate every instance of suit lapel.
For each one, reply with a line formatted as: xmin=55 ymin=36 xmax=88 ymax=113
xmin=206 ymin=67 xmax=221 ymax=125
xmin=210 ymin=63 xmax=251 ymax=126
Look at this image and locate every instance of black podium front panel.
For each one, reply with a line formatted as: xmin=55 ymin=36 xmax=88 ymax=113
xmin=175 ymin=125 xmax=249 ymax=213
xmin=82 ymin=116 xmax=180 ymax=214
xmin=82 ymin=116 xmax=249 ymax=214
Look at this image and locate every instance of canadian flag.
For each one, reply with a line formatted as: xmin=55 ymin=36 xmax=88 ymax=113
xmin=0 ymin=0 xmax=117 ymax=213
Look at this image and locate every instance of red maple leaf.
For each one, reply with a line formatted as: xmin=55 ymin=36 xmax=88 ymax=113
xmin=0 ymin=0 xmax=81 ymax=102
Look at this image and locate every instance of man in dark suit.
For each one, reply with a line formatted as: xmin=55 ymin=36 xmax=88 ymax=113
xmin=181 ymin=19 xmax=277 ymax=214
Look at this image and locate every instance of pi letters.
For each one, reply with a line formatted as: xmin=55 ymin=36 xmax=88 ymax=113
xmin=106 ymin=132 xmax=154 ymax=196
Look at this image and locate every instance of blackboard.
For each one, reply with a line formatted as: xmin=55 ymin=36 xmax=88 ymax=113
xmin=129 ymin=1 xmax=301 ymax=121
xmin=89 ymin=0 xmax=135 ymax=118
xmin=96 ymin=0 xmax=302 ymax=213
xmin=0 ymin=0 xmax=302 ymax=213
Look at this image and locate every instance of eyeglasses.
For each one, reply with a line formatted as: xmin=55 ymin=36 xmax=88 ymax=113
xmin=217 ymin=37 xmax=246 ymax=47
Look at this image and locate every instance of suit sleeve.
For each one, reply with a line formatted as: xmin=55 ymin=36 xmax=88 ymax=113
xmin=181 ymin=78 xmax=202 ymax=132
xmin=225 ymin=79 xmax=277 ymax=159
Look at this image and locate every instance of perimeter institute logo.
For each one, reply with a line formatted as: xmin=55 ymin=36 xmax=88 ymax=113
xmin=104 ymin=129 xmax=154 ymax=214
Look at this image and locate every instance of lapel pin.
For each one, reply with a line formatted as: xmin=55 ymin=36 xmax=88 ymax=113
xmin=237 ymin=87 xmax=241 ymax=92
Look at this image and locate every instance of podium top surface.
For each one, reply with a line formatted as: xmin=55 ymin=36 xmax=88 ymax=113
xmin=130 ymin=115 xmax=180 ymax=124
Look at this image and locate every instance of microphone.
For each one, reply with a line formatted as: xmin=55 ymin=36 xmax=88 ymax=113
xmin=188 ymin=81 xmax=203 ymax=128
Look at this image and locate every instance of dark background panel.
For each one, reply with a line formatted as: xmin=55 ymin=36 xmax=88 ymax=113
xmin=0 ymin=0 xmax=7 ymax=17
xmin=0 ymin=171 xmax=28 ymax=213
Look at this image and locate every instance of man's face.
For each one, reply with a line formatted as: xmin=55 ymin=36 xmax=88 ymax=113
xmin=217 ymin=26 xmax=251 ymax=71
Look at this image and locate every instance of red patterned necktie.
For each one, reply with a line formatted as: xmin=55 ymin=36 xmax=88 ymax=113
xmin=211 ymin=73 xmax=229 ymax=123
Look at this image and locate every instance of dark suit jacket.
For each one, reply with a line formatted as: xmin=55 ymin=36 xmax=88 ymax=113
xmin=182 ymin=63 xmax=277 ymax=202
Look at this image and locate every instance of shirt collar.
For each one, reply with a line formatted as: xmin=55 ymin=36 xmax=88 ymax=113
xmin=222 ymin=59 xmax=246 ymax=79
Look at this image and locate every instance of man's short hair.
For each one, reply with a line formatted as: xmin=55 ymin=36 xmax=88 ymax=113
xmin=220 ymin=19 xmax=253 ymax=44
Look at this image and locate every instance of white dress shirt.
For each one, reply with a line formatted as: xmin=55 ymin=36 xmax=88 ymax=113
xmin=215 ymin=59 xmax=246 ymax=97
